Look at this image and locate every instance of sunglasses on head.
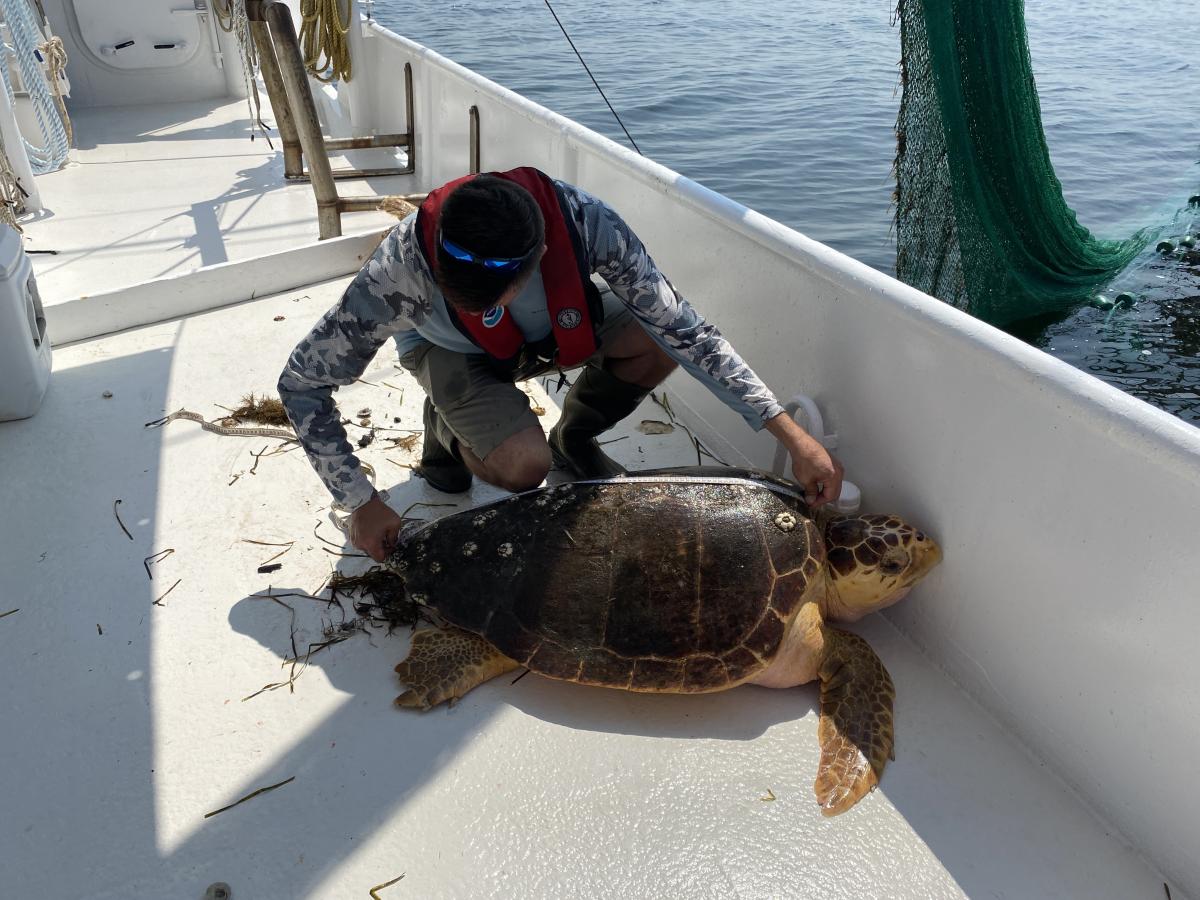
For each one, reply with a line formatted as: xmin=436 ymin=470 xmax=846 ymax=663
xmin=439 ymin=231 xmax=534 ymax=272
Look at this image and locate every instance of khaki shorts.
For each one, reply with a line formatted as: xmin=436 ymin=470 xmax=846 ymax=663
xmin=399 ymin=290 xmax=636 ymax=459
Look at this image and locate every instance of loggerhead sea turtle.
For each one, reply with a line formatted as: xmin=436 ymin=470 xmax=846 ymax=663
xmin=386 ymin=467 xmax=941 ymax=815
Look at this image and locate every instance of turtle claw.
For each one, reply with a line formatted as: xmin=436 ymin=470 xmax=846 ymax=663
xmin=392 ymin=664 xmax=457 ymax=710
xmin=392 ymin=676 xmax=462 ymax=710
xmin=393 ymin=688 xmax=432 ymax=710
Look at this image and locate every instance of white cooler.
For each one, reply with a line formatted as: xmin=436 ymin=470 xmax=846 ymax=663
xmin=0 ymin=225 xmax=51 ymax=420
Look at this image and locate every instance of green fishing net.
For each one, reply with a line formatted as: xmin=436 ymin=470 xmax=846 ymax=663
xmin=894 ymin=0 xmax=1150 ymax=326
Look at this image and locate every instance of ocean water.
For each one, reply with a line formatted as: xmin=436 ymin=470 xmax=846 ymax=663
xmin=370 ymin=0 xmax=1200 ymax=422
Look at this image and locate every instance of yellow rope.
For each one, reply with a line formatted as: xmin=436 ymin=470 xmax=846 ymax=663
xmin=299 ymin=0 xmax=352 ymax=83
xmin=37 ymin=36 xmax=71 ymax=147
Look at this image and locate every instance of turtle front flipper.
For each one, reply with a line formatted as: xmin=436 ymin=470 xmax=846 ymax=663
xmin=394 ymin=627 xmax=519 ymax=710
xmin=813 ymin=627 xmax=896 ymax=816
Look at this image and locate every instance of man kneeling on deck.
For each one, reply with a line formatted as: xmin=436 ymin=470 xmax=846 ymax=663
xmin=279 ymin=167 xmax=843 ymax=561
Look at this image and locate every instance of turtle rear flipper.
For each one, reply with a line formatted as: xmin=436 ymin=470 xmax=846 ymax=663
xmin=394 ymin=627 xmax=519 ymax=710
xmin=814 ymin=627 xmax=896 ymax=816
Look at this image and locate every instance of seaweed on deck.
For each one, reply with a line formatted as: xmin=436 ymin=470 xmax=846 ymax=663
xmin=328 ymin=567 xmax=428 ymax=631
xmin=223 ymin=393 xmax=290 ymax=427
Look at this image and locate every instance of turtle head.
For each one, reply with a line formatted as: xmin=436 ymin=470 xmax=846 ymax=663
xmin=821 ymin=514 xmax=941 ymax=622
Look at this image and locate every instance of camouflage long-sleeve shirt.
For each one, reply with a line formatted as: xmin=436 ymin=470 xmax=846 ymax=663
xmin=278 ymin=180 xmax=786 ymax=511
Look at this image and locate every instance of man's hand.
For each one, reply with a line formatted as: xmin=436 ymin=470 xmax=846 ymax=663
xmin=765 ymin=412 xmax=844 ymax=508
xmin=349 ymin=494 xmax=404 ymax=562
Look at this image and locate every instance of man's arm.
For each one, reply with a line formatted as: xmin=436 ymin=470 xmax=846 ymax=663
xmin=278 ymin=222 xmax=432 ymax=511
xmin=558 ymin=181 xmax=843 ymax=506
xmin=559 ymin=181 xmax=785 ymax=429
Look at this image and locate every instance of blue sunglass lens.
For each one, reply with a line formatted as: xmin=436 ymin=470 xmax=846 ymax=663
xmin=441 ymin=235 xmax=526 ymax=270
xmin=441 ymin=238 xmax=474 ymax=262
xmin=482 ymin=257 xmax=522 ymax=271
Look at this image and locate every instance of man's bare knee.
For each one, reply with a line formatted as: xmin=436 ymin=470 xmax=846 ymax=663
xmin=488 ymin=458 xmax=551 ymax=492
xmin=608 ymin=344 xmax=676 ymax=388
xmin=650 ymin=351 xmax=678 ymax=382
xmin=478 ymin=426 xmax=551 ymax=492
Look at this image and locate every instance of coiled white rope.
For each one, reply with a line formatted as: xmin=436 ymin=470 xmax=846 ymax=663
xmin=0 ymin=0 xmax=68 ymax=174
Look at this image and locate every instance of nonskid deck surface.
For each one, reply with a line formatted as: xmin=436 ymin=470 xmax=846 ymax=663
xmin=23 ymin=97 xmax=408 ymax=304
xmin=0 ymin=281 xmax=1168 ymax=898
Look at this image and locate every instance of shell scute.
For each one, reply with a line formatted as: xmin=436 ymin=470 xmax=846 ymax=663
xmin=743 ymin=612 xmax=786 ymax=658
xmin=529 ymin=640 xmax=582 ymax=678
xmin=579 ymin=650 xmax=635 ymax=687
xmin=770 ymin=570 xmax=814 ymax=619
xmin=632 ymin=658 xmax=686 ymax=692
xmin=605 ymin=552 xmax=702 ymax=659
xmin=721 ymin=646 xmax=762 ymax=682
xmin=683 ymin=655 xmax=728 ymax=691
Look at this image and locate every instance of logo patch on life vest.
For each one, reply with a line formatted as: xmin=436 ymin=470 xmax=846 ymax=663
xmin=482 ymin=306 xmax=505 ymax=328
xmin=556 ymin=308 xmax=583 ymax=329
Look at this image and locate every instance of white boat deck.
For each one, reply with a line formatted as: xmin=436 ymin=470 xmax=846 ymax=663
xmin=22 ymin=97 xmax=407 ymax=304
xmin=0 ymin=281 xmax=1171 ymax=898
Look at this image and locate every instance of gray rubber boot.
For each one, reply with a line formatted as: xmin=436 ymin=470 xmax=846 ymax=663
xmin=413 ymin=397 xmax=472 ymax=493
xmin=548 ymin=365 xmax=648 ymax=477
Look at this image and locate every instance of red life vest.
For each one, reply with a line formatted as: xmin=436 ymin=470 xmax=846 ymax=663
xmin=415 ymin=167 xmax=601 ymax=369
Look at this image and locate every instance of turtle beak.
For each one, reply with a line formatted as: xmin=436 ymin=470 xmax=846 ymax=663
xmin=908 ymin=532 xmax=943 ymax=583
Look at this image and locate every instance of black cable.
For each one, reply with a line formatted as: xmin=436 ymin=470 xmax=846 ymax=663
xmin=542 ymin=0 xmax=642 ymax=155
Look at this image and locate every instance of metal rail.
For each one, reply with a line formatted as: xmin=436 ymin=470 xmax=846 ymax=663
xmin=469 ymin=105 xmax=480 ymax=174
xmin=245 ymin=0 xmax=416 ymax=238
xmin=248 ymin=14 xmax=303 ymax=177
xmin=286 ymin=64 xmax=416 ymax=183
